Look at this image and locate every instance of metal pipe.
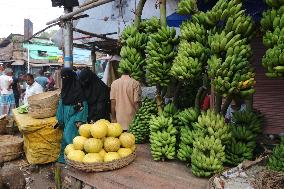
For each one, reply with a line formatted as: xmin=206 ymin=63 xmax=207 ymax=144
xmin=46 ymin=0 xmax=115 ymax=25
xmin=63 ymin=8 xmax=73 ymax=68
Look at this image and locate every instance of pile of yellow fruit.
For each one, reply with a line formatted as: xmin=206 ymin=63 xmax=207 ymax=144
xmin=65 ymin=119 xmax=136 ymax=163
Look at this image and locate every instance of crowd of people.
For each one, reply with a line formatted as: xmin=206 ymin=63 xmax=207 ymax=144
xmin=0 ymin=67 xmax=60 ymax=116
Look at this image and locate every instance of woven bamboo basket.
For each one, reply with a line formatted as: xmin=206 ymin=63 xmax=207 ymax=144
xmin=28 ymin=91 xmax=59 ymax=119
xmin=65 ymin=150 xmax=136 ymax=172
xmin=0 ymin=135 xmax=24 ymax=162
xmin=0 ymin=119 xmax=8 ymax=135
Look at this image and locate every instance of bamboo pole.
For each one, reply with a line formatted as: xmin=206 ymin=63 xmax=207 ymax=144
xmin=46 ymin=0 xmax=115 ymax=25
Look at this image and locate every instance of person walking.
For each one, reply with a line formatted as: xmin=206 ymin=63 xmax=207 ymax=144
xmin=79 ymin=68 xmax=110 ymax=123
xmin=0 ymin=68 xmax=16 ymax=116
xmin=110 ymin=71 xmax=141 ymax=130
xmin=23 ymin=74 xmax=44 ymax=105
xmin=35 ymin=70 xmax=48 ymax=90
xmin=56 ymin=68 xmax=88 ymax=163
xmin=12 ymin=75 xmax=21 ymax=107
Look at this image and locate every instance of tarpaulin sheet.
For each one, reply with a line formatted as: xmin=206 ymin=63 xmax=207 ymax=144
xmin=13 ymin=109 xmax=62 ymax=164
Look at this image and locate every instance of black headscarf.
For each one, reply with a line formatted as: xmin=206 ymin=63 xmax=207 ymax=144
xmin=61 ymin=68 xmax=85 ymax=105
xmin=79 ymin=68 xmax=110 ymax=122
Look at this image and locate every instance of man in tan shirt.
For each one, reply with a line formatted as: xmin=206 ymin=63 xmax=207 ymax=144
xmin=110 ymin=73 xmax=141 ymax=130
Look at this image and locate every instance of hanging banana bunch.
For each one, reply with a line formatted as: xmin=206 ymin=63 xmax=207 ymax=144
xmin=119 ymin=25 xmax=147 ymax=81
xmin=145 ymin=27 xmax=178 ymax=87
xmin=261 ymin=4 xmax=284 ymax=77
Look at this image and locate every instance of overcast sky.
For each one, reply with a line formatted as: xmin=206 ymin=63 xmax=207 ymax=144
xmin=0 ymin=0 xmax=64 ymax=38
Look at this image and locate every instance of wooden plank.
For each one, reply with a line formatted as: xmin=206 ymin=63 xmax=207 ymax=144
xmin=63 ymin=144 xmax=208 ymax=189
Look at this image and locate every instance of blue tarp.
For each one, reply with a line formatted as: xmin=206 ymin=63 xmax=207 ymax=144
xmin=166 ymin=0 xmax=269 ymax=27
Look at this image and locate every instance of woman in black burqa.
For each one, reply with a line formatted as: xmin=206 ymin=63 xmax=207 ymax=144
xmin=56 ymin=68 xmax=88 ymax=163
xmin=79 ymin=68 xmax=110 ymax=123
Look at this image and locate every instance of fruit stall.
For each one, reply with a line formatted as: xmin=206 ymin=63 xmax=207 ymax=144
xmin=59 ymin=0 xmax=284 ymax=188
xmin=2 ymin=0 xmax=282 ymax=188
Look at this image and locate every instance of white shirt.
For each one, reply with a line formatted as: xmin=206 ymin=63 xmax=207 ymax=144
xmin=23 ymin=81 xmax=44 ymax=105
xmin=0 ymin=75 xmax=13 ymax=95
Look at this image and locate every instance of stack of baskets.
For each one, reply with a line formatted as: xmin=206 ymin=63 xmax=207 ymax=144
xmin=28 ymin=90 xmax=60 ymax=119
xmin=0 ymin=135 xmax=24 ymax=162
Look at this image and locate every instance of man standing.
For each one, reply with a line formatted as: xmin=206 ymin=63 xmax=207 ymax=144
xmin=35 ymin=70 xmax=48 ymax=90
xmin=12 ymin=75 xmax=21 ymax=107
xmin=110 ymin=72 xmax=141 ymax=130
xmin=23 ymin=74 xmax=44 ymax=105
xmin=0 ymin=68 xmax=15 ymax=116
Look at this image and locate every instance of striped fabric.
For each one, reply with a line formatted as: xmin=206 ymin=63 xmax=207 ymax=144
xmin=0 ymin=94 xmax=16 ymax=116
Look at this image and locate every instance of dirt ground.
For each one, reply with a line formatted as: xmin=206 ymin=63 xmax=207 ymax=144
xmin=3 ymin=158 xmax=56 ymax=189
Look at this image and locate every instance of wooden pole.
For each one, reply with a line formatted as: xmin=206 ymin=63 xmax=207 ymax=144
xmin=160 ymin=0 xmax=167 ymax=27
xmin=46 ymin=0 xmax=115 ymax=25
xmin=134 ymin=0 xmax=147 ymax=27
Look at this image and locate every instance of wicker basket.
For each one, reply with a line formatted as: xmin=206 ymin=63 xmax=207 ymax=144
xmin=28 ymin=91 xmax=59 ymax=119
xmin=65 ymin=150 xmax=136 ymax=172
xmin=0 ymin=118 xmax=8 ymax=135
xmin=0 ymin=135 xmax=24 ymax=162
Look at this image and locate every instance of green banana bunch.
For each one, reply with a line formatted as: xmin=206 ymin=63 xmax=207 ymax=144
xmin=232 ymin=110 xmax=263 ymax=134
xmin=204 ymin=0 xmax=243 ymax=26
xmin=120 ymin=25 xmax=138 ymax=42
xmin=118 ymin=46 xmax=145 ymax=81
xmin=224 ymin=13 xmax=254 ymax=39
xmin=139 ymin=17 xmax=161 ymax=34
xmin=208 ymin=54 xmax=255 ymax=95
xmin=226 ymin=44 xmax=252 ymax=59
xmin=149 ymin=115 xmax=177 ymax=161
xmin=129 ymin=97 xmax=157 ymax=143
xmin=146 ymin=27 xmax=178 ymax=87
xmin=265 ymin=0 xmax=284 ymax=8
xmin=177 ymin=126 xmax=195 ymax=161
xmin=262 ymin=44 xmax=284 ymax=78
xmin=177 ymin=0 xmax=198 ymax=15
xmin=267 ymin=143 xmax=284 ymax=172
xmin=225 ymin=110 xmax=263 ymax=166
xmin=119 ymin=24 xmax=148 ymax=81
xmin=176 ymin=108 xmax=200 ymax=162
xmin=263 ymin=27 xmax=284 ymax=47
xmin=180 ymin=21 xmax=206 ymax=43
xmin=260 ymin=7 xmax=284 ymax=32
xmin=191 ymin=135 xmax=225 ymax=177
xmin=177 ymin=107 xmax=199 ymax=127
xmin=192 ymin=110 xmax=231 ymax=144
xmin=225 ymin=139 xmax=254 ymax=166
xmin=171 ymin=55 xmax=202 ymax=81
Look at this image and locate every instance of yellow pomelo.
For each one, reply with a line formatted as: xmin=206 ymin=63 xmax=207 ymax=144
xmin=131 ymin=145 xmax=137 ymax=152
xmin=78 ymin=124 xmax=92 ymax=138
xmin=64 ymin=144 xmax=75 ymax=155
xmin=95 ymin=119 xmax=110 ymax=126
xmin=73 ymin=136 xmax=87 ymax=150
xmin=90 ymin=121 xmax=108 ymax=139
xmin=104 ymin=152 xmax=121 ymax=162
xmin=84 ymin=138 xmax=103 ymax=153
xmin=98 ymin=149 xmax=107 ymax=158
xmin=117 ymin=148 xmax=132 ymax=158
xmin=104 ymin=137 xmax=121 ymax=152
xmin=119 ymin=132 xmax=135 ymax=148
xmin=67 ymin=150 xmax=85 ymax=162
xmin=82 ymin=153 xmax=103 ymax=163
xmin=107 ymin=123 xmax=123 ymax=137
